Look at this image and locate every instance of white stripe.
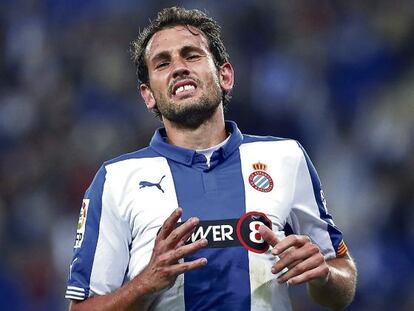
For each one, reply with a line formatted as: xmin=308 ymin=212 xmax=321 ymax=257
xmin=91 ymin=157 xmax=185 ymax=310
xmin=65 ymin=290 xmax=85 ymax=297
xmin=67 ymin=286 xmax=85 ymax=292
xmin=152 ymin=274 xmax=185 ymax=311
xmin=293 ymin=148 xmax=336 ymax=259
xmin=240 ymin=141 xmax=296 ymax=311
xmin=65 ymin=294 xmax=85 ymax=300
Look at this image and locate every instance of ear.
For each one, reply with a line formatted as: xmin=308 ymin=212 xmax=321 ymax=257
xmin=139 ymin=83 xmax=156 ymax=110
xmin=218 ymin=62 xmax=234 ymax=92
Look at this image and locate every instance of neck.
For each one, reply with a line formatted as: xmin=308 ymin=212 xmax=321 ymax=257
xmin=163 ymin=106 xmax=227 ymax=150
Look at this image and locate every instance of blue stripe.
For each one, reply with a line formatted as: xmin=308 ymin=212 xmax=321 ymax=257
xmin=259 ymin=177 xmax=267 ymax=188
xmin=283 ymin=222 xmax=294 ymax=236
xmin=150 ymin=121 xmax=243 ymax=165
xmin=67 ymin=166 xmax=106 ymax=296
xmin=297 ymin=143 xmax=343 ymax=252
xmin=256 ymin=177 xmax=267 ymax=187
xmin=253 ymin=176 xmax=261 ymax=184
xmin=242 ymin=134 xmax=289 ymax=144
xmin=168 ymin=150 xmax=250 ymax=311
xmin=261 ymin=180 xmax=269 ymax=188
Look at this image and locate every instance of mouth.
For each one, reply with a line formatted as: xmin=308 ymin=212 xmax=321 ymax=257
xmin=171 ymin=80 xmax=198 ymax=98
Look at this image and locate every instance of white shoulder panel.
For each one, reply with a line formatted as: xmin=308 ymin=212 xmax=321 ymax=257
xmin=239 ymin=139 xmax=299 ymax=311
xmin=89 ymin=157 xmax=184 ymax=310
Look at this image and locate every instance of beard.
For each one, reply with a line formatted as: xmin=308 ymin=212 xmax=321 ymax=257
xmin=152 ymin=77 xmax=222 ymax=129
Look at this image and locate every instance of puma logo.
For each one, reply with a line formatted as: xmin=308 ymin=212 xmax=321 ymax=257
xmin=139 ymin=175 xmax=166 ymax=193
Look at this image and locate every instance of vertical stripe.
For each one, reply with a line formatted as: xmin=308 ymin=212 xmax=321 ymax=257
xmin=168 ymin=150 xmax=251 ymax=311
xmin=102 ymin=157 xmax=185 ymax=310
xmin=68 ymin=166 xmax=106 ymax=297
xmin=239 ymin=142 xmax=292 ymax=311
xmin=298 ymin=144 xmax=344 ymax=253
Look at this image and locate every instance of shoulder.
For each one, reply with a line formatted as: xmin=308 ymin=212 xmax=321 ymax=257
xmin=98 ymin=146 xmax=167 ymax=175
xmin=241 ymin=134 xmax=303 ymax=156
xmin=90 ymin=147 xmax=164 ymax=185
xmin=103 ymin=146 xmax=159 ymax=168
xmin=88 ymin=146 xmax=168 ymax=202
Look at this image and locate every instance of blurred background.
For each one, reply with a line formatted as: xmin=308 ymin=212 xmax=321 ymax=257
xmin=0 ymin=0 xmax=413 ymax=310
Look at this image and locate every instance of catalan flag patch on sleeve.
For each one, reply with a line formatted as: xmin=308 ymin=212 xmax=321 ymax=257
xmin=336 ymin=239 xmax=348 ymax=257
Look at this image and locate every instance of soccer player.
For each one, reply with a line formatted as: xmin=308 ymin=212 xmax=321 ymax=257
xmin=66 ymin=7 xmax=357 ymax=311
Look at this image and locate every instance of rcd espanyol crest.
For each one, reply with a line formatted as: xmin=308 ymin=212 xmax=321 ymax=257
xmin=248 ymin=162 xmax=274 ymax=192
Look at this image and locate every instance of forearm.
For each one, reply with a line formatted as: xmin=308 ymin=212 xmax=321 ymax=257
xmin=69 ymin=276 xmax=155 ymax=311
xmin=308 ymin=254 xmax=357 ymax=311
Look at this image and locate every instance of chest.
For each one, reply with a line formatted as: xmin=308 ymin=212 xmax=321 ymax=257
xmin=120 ymin=151 xmax=297 ymax=277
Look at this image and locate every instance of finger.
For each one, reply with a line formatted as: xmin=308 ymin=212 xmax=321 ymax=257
xmin=271 ymin=246 xmax=296 ymax=274
xmin=272 ymin=234 xmax=311 ymax=255
xmin=258 ymin=225 xmax=279 ymax=247
xmin=272 ymin=242 xmax=319 ymax=274
xmin=176 ymin=224 xmax=197 ymax=248
xmin=271 ymin=258 xmax=301 ymax=276
xmin=158 ymin=208 xmax=183 ymax=240
xmin=276 ymin=253 xmax=325 ymax=284
xmin=169 ymin=238 xmax=208 ymax=263
xmin=285 ymin=264 xmax=329 ymax=286
xmin=165 ymin=217 xmax=200 ymax=248
xmin=164 ymin=257 xmax=208 ymax=277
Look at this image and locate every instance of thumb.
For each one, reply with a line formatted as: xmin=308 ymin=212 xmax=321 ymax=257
xmin=258 ymin=224 xmax=279 ymax=247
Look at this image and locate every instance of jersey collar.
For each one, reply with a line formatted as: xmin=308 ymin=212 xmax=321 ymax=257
xmin=150 ymin=120 xmax=243 ymax=166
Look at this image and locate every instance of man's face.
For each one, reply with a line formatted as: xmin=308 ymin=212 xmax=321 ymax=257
xmin=140 ymin=26 xmax=226 ymax=128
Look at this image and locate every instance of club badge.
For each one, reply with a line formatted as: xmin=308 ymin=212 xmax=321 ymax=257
xmin=248 ymin=162 xmax=274 ymax=192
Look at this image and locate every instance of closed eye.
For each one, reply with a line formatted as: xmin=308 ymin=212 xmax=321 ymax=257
xmin=156 ymin=62 xmax=169 ymax=69
xmin=187 ymin=54 xmax=201 ymax=61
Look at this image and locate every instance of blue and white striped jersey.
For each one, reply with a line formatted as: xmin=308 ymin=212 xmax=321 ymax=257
xmin=65 ymin=121 xmax=347 ymax=311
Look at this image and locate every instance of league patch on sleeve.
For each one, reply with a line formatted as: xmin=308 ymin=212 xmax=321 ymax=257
xmin=320 ymin=189 xmax=328 ymax=210
xmin=74 ymin=199 xmax=89 ymax=249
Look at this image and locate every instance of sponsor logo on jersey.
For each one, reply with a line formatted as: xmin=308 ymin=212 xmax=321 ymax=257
xmin=248 ymin=162 xmax=274 ymax=192
xmin=74 ymin=199 xmax=89 ymax=248
xmin=139 ymin=175 xmax=166 ymax=193
xmin=174 ymin=211 xmax=272 ymax=253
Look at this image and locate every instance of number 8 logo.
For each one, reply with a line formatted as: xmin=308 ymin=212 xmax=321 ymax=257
xmin=249 ymin=221 xmax=265 ymax=243
xmin=236 ymin=212 xmax=272 ymax=253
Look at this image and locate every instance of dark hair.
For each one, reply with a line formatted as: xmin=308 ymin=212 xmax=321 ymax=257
xmin=130 ymin=7 xmax=232 ymax=114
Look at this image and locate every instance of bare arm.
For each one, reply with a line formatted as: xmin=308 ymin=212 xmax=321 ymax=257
xmin=69 ymin=208 xmax=208 ymax=311
xmin=307 ymin=254 xmax=356 ymax=311
xmin=259 ymin=225 xmax=357 ymax=311
xmin=69 ymin=279 xmax=155 ymax=311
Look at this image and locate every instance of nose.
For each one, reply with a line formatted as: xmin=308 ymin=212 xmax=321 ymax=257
xmin=171 ymin=58 xmax=190 ymax=79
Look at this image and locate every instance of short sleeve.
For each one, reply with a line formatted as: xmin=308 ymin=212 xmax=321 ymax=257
xmin=65 ymin=165 xmax=131 ymax=300
xmin=286 ymin=143 xmax=348 ymax=259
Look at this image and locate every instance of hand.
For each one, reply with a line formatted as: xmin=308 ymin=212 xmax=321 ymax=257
xmin=259 ymin=225 xmax=330 ymax=286
xmin=139 ymin=208 xmax=208 ymax=294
